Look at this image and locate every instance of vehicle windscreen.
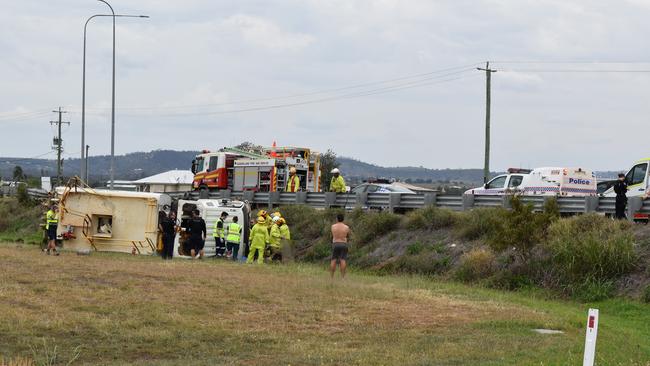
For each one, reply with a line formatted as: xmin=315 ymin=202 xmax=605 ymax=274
xmin=192 ymin=157 xmax=204 ymax=173
xmin=387 ymin=185 xmax=414 ymax=193
xmin=486 ymin=176 xmax=507 ymax=189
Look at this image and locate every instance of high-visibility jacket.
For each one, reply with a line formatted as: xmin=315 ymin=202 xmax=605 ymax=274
xmin=286 ymin=175 xmax=300 ymax=192
xmin=249 ymin=223 xmax=269 ymax=249
xmin=264 ymin=215 xmax=273 ymax=228
xmin=330 ymin=175 xmax=346 ymax=193
xmin=212 ymin=218 xmax=225 ymax=238
xmin=269 ymin=224 xmax=281 ymax=248
xmin=46 ymin=210 xmax=57 ymax=230
xmin=279 ymin=224 xmax=291 ymax=240
xmin=225 ymin=222 xmax=242 ymax=243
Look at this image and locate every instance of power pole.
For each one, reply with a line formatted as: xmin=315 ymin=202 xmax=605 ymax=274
xmin=50 ymin=107 xmax=70 ymax=187
xmin=477 ymin=62 xmax=497 ymax=184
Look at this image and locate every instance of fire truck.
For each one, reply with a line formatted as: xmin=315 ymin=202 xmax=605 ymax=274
xmin=191 ymin=146 xmax=322 ymax=192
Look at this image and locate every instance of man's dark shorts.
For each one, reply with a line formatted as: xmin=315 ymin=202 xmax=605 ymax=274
xmin=189 ymin=236 xmax=205 ymax=252
xmin=332 ymin=243 xmax=348 ymax=262
xmin=47 ymin=225 xmax=57 ymax=240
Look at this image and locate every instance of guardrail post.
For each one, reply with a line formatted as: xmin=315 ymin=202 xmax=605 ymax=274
xmin=295 ymin=192 xmax=307 ymax=204
xmin=424 ymin=192 xmax=437 ymax=207
xmin=585 ymin=196 xmax=598 ymax=213
xmin=502 ymin=195 xmax=513 ymax=209
xmin=356 ymin=192 xmax=368 ymax=208
xmin=242 ymin=191 xmax=255 ymax=203
xmin=199 ymin=189 xmax=209 ymax=199
xmin=325 ymin=192 xmax=337 ymax=208
xmin=389 ymin=193 xmax=401 ymax=213
xmin=268 ymin=192 xmax=280 ymax=209
xmin=627 ymin=196 xmax=643 ymax=221
xmin=462 ymin=193 xmax=474 ymax=211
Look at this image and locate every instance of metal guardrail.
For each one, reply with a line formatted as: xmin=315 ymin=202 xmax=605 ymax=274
xmin=166 ymin=190 xmax=646 ymax=219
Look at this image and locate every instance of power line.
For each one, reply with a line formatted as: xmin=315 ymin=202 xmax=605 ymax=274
xmin=500 ymin=69 xmax=650 ymax=73
xmin=78 ymin=62 xmax=484 ymax=112
xmin=76 ymin=68 xmax=478 ymax=118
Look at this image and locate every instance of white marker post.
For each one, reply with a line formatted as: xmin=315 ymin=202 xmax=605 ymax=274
xmin=583 ymin=308 xmax=599 ymax=366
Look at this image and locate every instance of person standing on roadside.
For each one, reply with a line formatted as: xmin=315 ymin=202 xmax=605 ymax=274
xmin=213 ymin=212 xmax=228 ymax=257
xmin=330 ymin=213 xmax=350 ymax=279
xmin=329 ymin=168 xmax=347 ymax=193
xmin=45 ymin=204 xmax=59 ymax=256
xmin=614 ymin=173 xmax=628 ymax=220
xmin=247 ymin=216 xmax=269 ymax=264
xmin=158 ymin=211 xmax=178 ymax=260
xmin=225 ymin=215 xmax=242 ymax=261
xmin=188 ymin=209 xmax=207 ymax=259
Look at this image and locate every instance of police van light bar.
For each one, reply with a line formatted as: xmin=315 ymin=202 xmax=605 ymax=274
xmin=507 ymin=168 xmax=532 ymax=174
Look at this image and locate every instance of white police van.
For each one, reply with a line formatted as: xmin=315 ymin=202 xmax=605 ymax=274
xmin=466 ymin=167 xmax=597 ymax=197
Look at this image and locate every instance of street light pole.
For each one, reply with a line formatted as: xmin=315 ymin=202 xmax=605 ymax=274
xmin=98 ymin=0 xmax=116 ymax=190
xmin=81 ymin=2 xmax=148 ymax=189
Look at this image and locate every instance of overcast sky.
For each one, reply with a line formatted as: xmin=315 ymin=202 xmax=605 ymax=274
xmin=1 ymin=0 xmax=649 ymax=171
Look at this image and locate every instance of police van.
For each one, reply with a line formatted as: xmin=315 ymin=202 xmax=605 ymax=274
xmin=466 ymin=167 xmax=597 ymax=197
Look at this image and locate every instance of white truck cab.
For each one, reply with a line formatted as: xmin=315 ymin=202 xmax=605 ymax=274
xmin=465 ymin=168 xmax=529 ymax=195
xmin=174 ymin=199 xmax=251 ymax=259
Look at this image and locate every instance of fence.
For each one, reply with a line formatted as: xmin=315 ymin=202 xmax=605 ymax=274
xmin=167 ymin=190 xmax=649 ymax=220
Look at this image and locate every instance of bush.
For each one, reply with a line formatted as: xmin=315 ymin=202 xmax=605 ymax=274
xmin=404 ymin=206 xmax=458 ymax=231
xmin=454 ymin=208 xmax=507 ymax=241
xmin=454 ymin=247 xmax=496 ymax=282
xmin=543 ymin=214 xmax=637 ymax=298
xmin=381 ymin=252 xmax=451 ymax=275
xmin=351 ymin=211 xmax=401 ymax=245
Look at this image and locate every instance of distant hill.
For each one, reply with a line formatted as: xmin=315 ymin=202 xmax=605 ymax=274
xmin=1 ymin=150 xmax=494 ymax=184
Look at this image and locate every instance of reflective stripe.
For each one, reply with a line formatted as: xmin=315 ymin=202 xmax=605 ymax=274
xmin=213 ymin=219 xmax=224 ymax=238
xmin=226 ymin=223 xmax=241 ymax=242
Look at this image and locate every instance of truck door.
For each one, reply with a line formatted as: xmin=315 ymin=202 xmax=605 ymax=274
xmin=484 ymin=175 xmax=508 ymax=195
xmin=625 ymin=162 xmax=648 ymax=197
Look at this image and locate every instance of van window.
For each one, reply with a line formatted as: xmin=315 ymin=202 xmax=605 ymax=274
xmin=508 ymin=175 xmax=523 ymax=188
xmin=626 ymin=163 xmax=647 ymax=186
xmin=486 ymin=176 xmax=507 ymax=189
xmin=208 ymin=156 xmax=219 ymax=171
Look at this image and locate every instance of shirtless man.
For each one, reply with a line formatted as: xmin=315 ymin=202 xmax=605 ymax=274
xmin=330 ymin=213 xmax=350 ymax=279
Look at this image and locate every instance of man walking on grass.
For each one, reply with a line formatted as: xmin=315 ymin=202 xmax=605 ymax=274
xmin=330 ymin=213 xmax=350 ymax=279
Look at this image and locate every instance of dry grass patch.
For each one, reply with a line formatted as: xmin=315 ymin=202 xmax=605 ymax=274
xmin=0 ymin=244 xmax=636 ymax=365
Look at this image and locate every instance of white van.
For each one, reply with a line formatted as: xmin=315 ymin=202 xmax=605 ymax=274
xmin=603 ymin=158 xmax=650 ymax=199
xmin=174 ymin=199 xmax=251 ymax=259
xmin=466 ymin=167 xmax=597 ymax=197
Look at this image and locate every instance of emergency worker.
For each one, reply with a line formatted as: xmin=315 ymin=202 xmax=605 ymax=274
xmin=188 ymin=209 xmax=207 ymax=259
xmin=258 ymin=209 xmax=272 ymax=228
xmin=286 ymin=167 xmax=300 ymax=192
xmin=213 ymin=212 xmax=228 ymax=257
xmin=225 ymin=216 xmax=242 ymax=261
xmin=268 ymin=216 xmax=282 ymax=261
xmin=614 ymin=173 xmax=628 ymax=220
xmin=329 ymin=168 xmax=346 ymax=193
xmin=278 ymin=217 xmax=292 ymax=262
xmin=247 ymin=216 xmax=269 ymax=264
xmin=158 ymin=211 xmax=178 ymax=260
xmin=45 ymin=204 xmax=59 ymax=255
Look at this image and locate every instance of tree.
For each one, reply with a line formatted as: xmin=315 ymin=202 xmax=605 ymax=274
xmin=235 ymin=141 xmax=263 ymax=153
xmin=12 ymin=166 xmax=24 ymax=181
xmin=319 ymin=149 xmax=340 ymax=191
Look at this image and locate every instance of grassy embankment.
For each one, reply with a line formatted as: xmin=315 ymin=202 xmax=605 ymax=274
xmin=0 ymin=197 xmax=42 ymax=245
xmin=0 ymin=244 xmax=649 ymax=365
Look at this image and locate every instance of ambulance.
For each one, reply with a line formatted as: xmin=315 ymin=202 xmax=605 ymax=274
xmin=466 ymin=167 xmax=597 ymax=196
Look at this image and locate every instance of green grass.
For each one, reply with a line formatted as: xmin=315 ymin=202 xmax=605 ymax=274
xmin=0 ymin=198 xmax=43 ymax=245
xmin=0 ymin=243 xmax=649 ymax=365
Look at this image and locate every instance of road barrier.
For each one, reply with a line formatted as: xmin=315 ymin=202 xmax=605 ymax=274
xmin=168 ymin=190 xmax=648 ymax=219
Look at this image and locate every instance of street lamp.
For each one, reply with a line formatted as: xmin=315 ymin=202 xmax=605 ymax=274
xmin=81 ymin=0 xmax=148 ymax=189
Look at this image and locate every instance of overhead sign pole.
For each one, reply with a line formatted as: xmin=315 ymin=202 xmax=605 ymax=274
xmin=583 ymin=308 xmax=599 ymax=366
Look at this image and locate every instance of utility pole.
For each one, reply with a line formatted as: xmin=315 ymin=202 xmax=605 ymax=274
xmin=50 ymin=107 xmax=70 ymax=187
xmin=477 ymin=62 xmax=497 ymax=184
xmin=85 ymin=145 xmax=90 ymax=183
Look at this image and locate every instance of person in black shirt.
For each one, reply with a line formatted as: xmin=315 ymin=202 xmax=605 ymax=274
xmin=613 ymin=173 xmax=628 ymax=220
xmin=158 ymin=211 xmax=178 ymax=260
xmin=188 ymin=209 xmax=207 ymax=259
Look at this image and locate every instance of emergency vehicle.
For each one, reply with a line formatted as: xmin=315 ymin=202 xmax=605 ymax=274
xmin=466 ymin=167 xmax=597 ymax=197
xmin=191 ymin=146 xmax=321 ymax=192
xmin=603 ymin=158 xmax=650 ymax=220
xmin=174 ymin=198 xmax=251 ymax=259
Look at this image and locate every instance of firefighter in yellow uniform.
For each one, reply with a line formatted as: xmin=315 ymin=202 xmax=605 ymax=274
xmin=278 ymin=217 xmax=292 ymax=262
xmin=329 ymin=168 xmax=346 ymax=193
xmin=258 ymin=209 xmax=272 ymax=229
xmin=247 ymin=216 xmax=269 ymax=264
xmin=268 ymin=216 xmax=282 ymax=261
xmin=286 ymin=167 xmax=300 ymax=192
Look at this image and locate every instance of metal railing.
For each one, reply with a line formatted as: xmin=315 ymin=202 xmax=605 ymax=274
xmin=166 ymin=190 xmax=646 ymax=219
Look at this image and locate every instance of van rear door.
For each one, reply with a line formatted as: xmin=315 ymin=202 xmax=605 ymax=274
xmin=560 ymin=168 xmax=597 ymax=196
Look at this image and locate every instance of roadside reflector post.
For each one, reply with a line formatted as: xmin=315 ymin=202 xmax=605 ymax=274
xmin=295 ymin=192 xmax=307 ymax=205
xmin=585 ymin=196 xmax=599 ymax=213
xmin=355 ymin=192 xmax=368 ymax=208
xmin=583 ymin=308 xmax=599 ymax=366
xmin=424 ymin=192 xmax=437 ymax=206
xmin=324 ymin=192 xmax=336 ymax=208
